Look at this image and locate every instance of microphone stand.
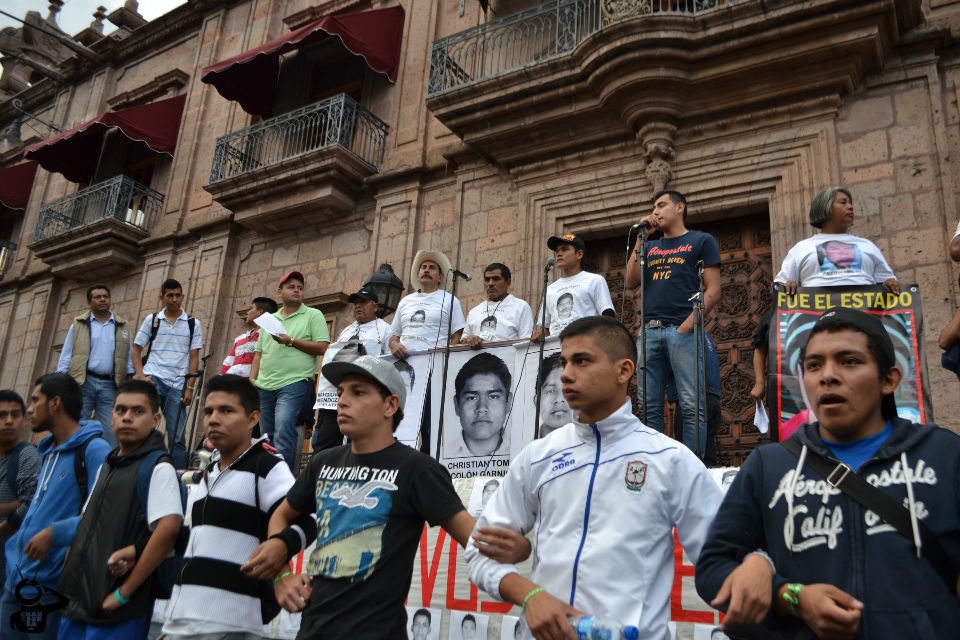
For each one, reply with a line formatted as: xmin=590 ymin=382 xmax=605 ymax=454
xmin=636 ymin=225 xmax=648 ymax=423
xmin=533 ymin=259 xmax=554 ymax=438
xmin=689 ymin=260 xmax=706 ymax=459
xmin=435 ymin=268 xmax=461 ymax=460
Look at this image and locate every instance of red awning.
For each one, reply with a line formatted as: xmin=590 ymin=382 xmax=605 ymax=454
xmin=201 ymin=6 xmax=405 ymax=118
xmin=0 ymin=161 xmax=39 ymax=210
xmin=23 ymin=94 xmax=187 ymax=184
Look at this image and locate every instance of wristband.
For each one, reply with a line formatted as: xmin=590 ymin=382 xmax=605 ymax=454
xmin=270 ymin=528 xmax=303 ymax=559
xmin=522 ymin=587 xmax=544 ymax=609
xmin=114 ymin=587 xmax=130 ymax=606
xmin=186 ymin=385 xmax=195 ymax=390
xmin=782 ymin=583 xmax=802 ymax=617
xmin=273 ymin=570 xmax=293 ymax=584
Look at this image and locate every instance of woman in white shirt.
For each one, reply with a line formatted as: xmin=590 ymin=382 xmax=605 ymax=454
xmin=775 ymin=186 xmax=899 ymax=295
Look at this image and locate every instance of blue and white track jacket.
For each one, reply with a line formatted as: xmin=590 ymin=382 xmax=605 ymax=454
xmin=466 ymin=400 xmax=722 ymax=640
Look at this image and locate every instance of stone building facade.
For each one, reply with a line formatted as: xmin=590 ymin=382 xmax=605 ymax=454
xmin=1 ymin=0 xmax=959 ymax=464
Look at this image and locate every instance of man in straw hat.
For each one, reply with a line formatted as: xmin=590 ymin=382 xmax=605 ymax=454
xmin=389 ymin=250 xmax=466 ymax=359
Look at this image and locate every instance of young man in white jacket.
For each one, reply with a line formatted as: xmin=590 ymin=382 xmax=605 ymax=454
xmin=466 ymin=316 xmax=723 ymax=640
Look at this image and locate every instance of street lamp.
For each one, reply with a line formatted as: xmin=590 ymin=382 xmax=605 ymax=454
xmin=363 ymin=263 xmax=405 ymax=318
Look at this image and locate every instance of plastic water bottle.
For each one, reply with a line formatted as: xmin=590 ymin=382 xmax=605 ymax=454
xmin=568 ymin=615 xmax=640 ymax=640
xmin=516 ymin=613 xmax=639 ymax=639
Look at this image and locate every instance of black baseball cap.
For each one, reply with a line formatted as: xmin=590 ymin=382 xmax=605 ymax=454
xmin=348 ymin=288 xmax=379 ymax=304
xmin=806 ymin=307 xmax=898 ymax=418
xmin=547 ymin=233 xmax=585 ymax=252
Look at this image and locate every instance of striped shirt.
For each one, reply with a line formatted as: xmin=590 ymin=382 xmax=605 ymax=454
xmin=134 ymin=310 xmax=203 ymax=388
xmin=160 ymin=439 xmax=312 ymax=635
xmin=220 ymin=329 xmax=259 ymax=377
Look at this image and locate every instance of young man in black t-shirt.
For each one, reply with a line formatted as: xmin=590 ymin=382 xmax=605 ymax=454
xmin=242 ymin=356 xmax=529 ymax=639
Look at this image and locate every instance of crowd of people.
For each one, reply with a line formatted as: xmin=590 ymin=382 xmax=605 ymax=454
xmin=0 ymin=187 xmax=957 ymax=640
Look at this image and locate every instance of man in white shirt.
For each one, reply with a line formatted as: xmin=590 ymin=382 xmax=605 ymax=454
xmin=462 ymin=263 xmax=534 ymax=348
xmin=312 ymin=288 xmax=392 ymax=452
xmin=532 ymin=234 xmax=615 ymax=341
xmin=389 ymin=250 xmax=466 ymax=358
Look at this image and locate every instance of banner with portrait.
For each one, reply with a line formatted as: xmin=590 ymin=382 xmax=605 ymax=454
xmin=508 ymin=336 xmax=573 ymax=449
xmin=431 ymin=342 xmax=520 ymax=478
xmin=769 ymin=284 xmax=931 ymax=441
xmin=384 ymin=351 xmax=432 ymax=448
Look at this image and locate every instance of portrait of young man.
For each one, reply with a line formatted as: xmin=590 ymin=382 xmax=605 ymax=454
xmin=444 ymin=352 xmax=512 ymax=459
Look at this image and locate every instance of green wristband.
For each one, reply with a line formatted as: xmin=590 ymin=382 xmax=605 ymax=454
xmin=782 ymin=583 xmax=803 ymax=617
xmin=273 ymin=570 xmax=293 ymax=584
xmin=522 ymin=587 xmax=545 ymax=608
xmin=114 ymin=587 xmax=130 ymax=606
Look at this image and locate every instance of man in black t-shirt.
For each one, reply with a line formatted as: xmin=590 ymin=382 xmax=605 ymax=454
xmin=625 ymin=190 xmax=722 ymax=458
xmin=241 ymin=356 xmax=530 ymax=639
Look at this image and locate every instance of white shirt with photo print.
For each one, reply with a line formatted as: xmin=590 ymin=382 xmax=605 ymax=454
xmin=538 ymin=270 xmax=615 ymax=335
xmin=465 ymin=294 xmax=534 ymax=342
xmin=390 ymin=289 xmax=466 ymax=351
xmin=774 ymin=233 xmax=896 ymax=288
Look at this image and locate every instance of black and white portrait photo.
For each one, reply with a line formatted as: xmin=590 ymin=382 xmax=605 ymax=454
xmin=467 ymin=477 xmax=501 ymax=517
xmin=385 ymin=353 xmax=431 ymax=448
xmin=500 ymin=615 xmax=521 ymax=640
xmin=478 ymin=316 xmax=498 ymax=341
xmin=434 ymin=344 xmax=516 ymax=476
xmin=405 ymin=606 xmax=441 ymax=640
xmin=448 ymin=610 xmax=489 ymax=640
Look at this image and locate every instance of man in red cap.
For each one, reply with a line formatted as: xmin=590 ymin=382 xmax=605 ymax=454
xmin=251 ymin=271 xmax=329 ymax=470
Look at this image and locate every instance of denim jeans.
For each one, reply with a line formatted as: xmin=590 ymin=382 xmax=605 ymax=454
xmin=0 ymin=587 xmax=62 ymax=640
xmin=639 ymin=326 xmax=708 ymax=456
xmin=80 ymin=375 xmax=118 ymax=448
xmin=154 ymin=378 xmax=187 ymax=469
xmin=258 ymin=379 xmax=313 ymax=471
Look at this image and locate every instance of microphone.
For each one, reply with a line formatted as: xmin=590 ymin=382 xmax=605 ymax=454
xmin=452 ymin=269 xmax=472 ymax=282
xmin=544 ymin=257 xmax=556 ymax=273
xmin=631 ymin=221 xmax=652 ymax=230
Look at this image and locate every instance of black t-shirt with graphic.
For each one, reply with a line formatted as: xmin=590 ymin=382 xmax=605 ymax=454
xmin=286 ymin=441 xmax=465 ymax=639
xmin=643 ymin=230 xmax=722 ymax=324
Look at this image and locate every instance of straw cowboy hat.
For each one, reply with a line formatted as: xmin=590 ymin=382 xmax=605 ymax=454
xmin=410 ymin=250 xmax=452 ymax=288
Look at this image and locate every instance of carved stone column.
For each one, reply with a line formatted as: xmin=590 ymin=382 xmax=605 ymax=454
xmin=637 ymin=122 xmax=676 ymax=193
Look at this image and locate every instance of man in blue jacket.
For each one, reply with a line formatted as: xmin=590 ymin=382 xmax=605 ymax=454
xmin=696 ymin=308 xmax=960 ymax=639
xmin=1 ymin=373 xmax=110 ymax=640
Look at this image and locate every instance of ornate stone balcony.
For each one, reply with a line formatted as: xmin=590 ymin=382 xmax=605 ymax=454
xmin=204 ymin=93 xmax=389 ymax=233
xmin=426 ymin=0 xmax=923 ymax=172
xmin=30 ymin=175 xmax=162 ymax=278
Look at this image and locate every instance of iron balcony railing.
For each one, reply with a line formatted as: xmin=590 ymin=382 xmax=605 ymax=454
xmin=0 ymin=240 xmax=15 ymax=279
xmin=209 ymin=93 xmax=389 ymax=184
xmin=33 ymin=175 xmax=163 ymax=243
xmin=428 ymin=0 xmax=739 ymax=96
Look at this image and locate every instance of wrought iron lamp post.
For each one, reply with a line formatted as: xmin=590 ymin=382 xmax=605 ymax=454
xmin=363 ymin=263 xmax=405 ymax=319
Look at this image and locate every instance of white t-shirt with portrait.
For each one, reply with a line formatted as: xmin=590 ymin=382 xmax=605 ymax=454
xmin=774 ymin=233 xmax=896 ymax=288
xmin=539 ymin=270 xmax=615 ymax=335
xmin=313 ymin=318 xmax=393 ymax=410
xmin=390 ymin=289 xmax=466 ymax=351
xmin=464 ymin=294 xmax=534 ymax=341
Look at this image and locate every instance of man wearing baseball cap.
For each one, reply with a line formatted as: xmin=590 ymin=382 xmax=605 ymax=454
xmin=389 ymin=250 xmax=466 ymax=359
xmin=311 ymin=288 xmax=393 ymax=453
xmin=251 ymin=271 xmax=330 ymax=470
xmin=241 ymin=355 xmax=531 ymax=639
xmin=696 ymin=307 xmax=960 ymax=639
xmin=532 ymin=233 xmax=615 ymax=342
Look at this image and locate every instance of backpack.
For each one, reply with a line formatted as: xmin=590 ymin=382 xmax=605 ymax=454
xmin=141 ymin=312 xmax=196 ymax=366
xmin=73 ymin=434 xmax=105 ymax=509
xmin=4 ymin=442 xmax=28 ymax=497
xmin=135 ymin=450 xmax=188 ymax=600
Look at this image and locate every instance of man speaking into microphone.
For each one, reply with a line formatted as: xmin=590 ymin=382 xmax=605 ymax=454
xmin=625 ymin=190 xmax=721 ymax=457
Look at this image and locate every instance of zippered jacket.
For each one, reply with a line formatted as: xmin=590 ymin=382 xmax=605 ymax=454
xmin=466 ymin=400 xmax=722 ymax=640
xmin=694 ymin=419 xmax=960 ymax=639
xmin=3 ymin=421 xmax=110 ymax=592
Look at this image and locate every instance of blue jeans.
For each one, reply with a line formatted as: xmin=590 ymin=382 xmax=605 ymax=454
xmin=154 ymin=378 xmax=187 ymax=469
xmin=59 ymin=614 xmax=148 ymax=640
xmin=0 ymin=587 xmax=63 ymax=640
xmin=639 ymin=326 xmax=707 ymax=456
xmin=80 ymin=376 xmax=118 ymax=448
xmin=258 ymin=379 xmax=313 ymax=471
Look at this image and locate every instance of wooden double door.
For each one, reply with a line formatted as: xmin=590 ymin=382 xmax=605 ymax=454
xmin=583 ymin=213 xmax=772 ymax=465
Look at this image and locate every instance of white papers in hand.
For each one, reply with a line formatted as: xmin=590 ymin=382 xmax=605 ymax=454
xmin=254 ymin=313 xmax=285 ymax=337
xmin=754 ymin=401 xmax=769 ymax=434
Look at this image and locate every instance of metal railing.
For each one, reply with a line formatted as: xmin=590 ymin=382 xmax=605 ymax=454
xmin=0 ymin=240 xmax=15 ymax=279
xmin=33 ymin=175 xmax=163 ymax=243
xmin=208 ymin=93 xmax=389 ymax=184
xmin=428 ymin=0 xmax=739 ymax=96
